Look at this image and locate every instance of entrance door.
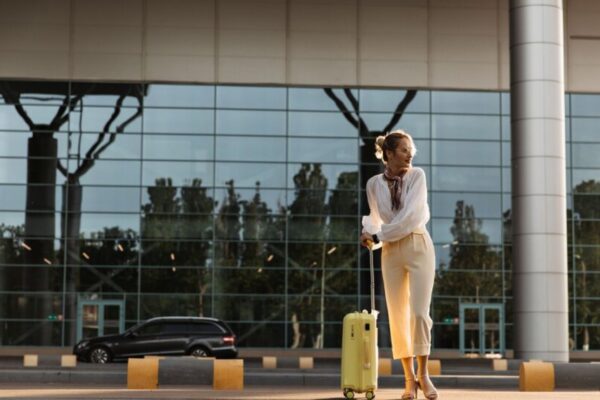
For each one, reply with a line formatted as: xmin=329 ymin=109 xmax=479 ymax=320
xmin=459 ymin=303 xmax=505 ymax=356
xmin=76 ymin=300 xmax=125 ymax=342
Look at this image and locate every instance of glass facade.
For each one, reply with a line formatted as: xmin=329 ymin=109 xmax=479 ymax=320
xmin=0 ymin=81 xmax=598 ymax=352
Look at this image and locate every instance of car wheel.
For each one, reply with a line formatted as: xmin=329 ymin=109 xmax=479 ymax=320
xmin=190 ymin=347 xmax=210 ymax=358
xmin=89 ymin=346 xmax=112 ymax=364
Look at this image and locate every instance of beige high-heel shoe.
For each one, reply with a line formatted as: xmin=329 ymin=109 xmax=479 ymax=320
xmin=401 ymin=377 xmax=418 ymax=400
xmin=417 ymin=375 xmax=438 ymax=400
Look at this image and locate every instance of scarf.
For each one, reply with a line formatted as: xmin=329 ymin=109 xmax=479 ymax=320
xmin=383 ymin=168 xmax=407 ymax=211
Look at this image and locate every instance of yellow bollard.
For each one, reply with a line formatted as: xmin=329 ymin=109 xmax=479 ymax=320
xmin=214 ymin=359 xmax=244 ymax=390
xmin=378 ymin=358 xmax=392 ymax=376
xmin=262 ymin=356 xmax=277 ymax=369
xmin=61 ymin=355 xmax=77 ymax=368
xmin=519 ymin=361 xmax=555 ymax=391
xmin=493 ymin=359 xmax=508 ymax=371
xmin=23 ymin=354 xmax=38 ymax=367
xmin=127 ymin=358 xmax=159 ymax=389
xmin=299 ymin=356 xmax=313 ymax=369
xmin=427 ymin=359 xmax=442 ymax=376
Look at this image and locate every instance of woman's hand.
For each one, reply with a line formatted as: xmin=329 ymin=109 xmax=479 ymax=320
xmin=360 ymin=232 xmax=373 ymax=248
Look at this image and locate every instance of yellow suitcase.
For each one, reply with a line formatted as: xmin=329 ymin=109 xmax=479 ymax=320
xmin=341 ymin=245 xmax=379 ymax=400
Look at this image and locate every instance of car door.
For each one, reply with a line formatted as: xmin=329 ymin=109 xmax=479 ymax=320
xmin=155 ymin=322 xmax=190 ymax=355
xmin=116 ymin=322 xmax=163 ymax=357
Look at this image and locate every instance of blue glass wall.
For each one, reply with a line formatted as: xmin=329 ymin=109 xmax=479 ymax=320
xmin=0 ymin=81 xmax=598 ymax=351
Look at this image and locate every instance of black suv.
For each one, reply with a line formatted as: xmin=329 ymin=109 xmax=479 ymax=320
xmin=73 ymin=317 xmax=237 ymax=363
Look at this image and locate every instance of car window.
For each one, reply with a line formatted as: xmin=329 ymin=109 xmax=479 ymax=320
xmin=161 ymin=322 xmax=190 ymax=334
xmin=189 ymin=322 xmax=224 ymax=335
xmin=136 ymin=323 xmax=161 ymax=336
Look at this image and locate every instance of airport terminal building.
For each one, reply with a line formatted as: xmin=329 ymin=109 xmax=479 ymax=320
xmin=0 ymin=0 xmax=598 ymax=360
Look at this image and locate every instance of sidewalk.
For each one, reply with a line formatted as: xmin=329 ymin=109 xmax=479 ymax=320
xmin=0 ymin=386 xmax=596 ymax=400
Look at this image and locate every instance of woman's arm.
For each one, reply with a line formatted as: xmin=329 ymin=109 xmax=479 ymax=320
xmin=361 ymin=177 xmax=382 ymax=235
xmin=375 ymin=168 xmax=429 ymax=242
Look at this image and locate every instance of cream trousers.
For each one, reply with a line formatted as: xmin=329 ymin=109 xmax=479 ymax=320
xmin=381 ymin=231 xmax=435 ymax=359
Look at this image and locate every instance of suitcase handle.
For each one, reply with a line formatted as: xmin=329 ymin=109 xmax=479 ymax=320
xmin=363 ymin=337 xmax=370 ymax=369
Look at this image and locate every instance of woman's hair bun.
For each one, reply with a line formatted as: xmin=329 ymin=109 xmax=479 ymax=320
xmin=374 ymin=135 xmax=386 ymax=160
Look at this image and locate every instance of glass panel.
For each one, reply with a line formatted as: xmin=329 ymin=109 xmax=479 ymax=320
xmin=144 ymin=84 xmax=214 ymax=108
xmin=501 ymin=92 xmax=510 ymax=115
xmin=228 ymin=322 xmax=285 ymax=347
xmin=434 ymin=324 xmax=459 ymax=349
xmin=67 ymin=133 xmax=141 ymax=159
xmin=77 ymin=213 xmax=140 ymax=239
xmin=571 ymin=118 xmax=600 ymax=142
xmin=82 ymin=304 xmax=100 ymax=339
xmin=142 ymin=161 xmax=212 ymax=187
xmin=288 ymin=88 xmax=357 ymax=111
xmin=288 ymin=243 xmax=358 ymax=270
xmin=103 ymin=304 xmax=122 ymax=335
xmin=483 ymin=307 xmax=501 ymax=353
xmin=575 ymin=326 xmax=600 ymax=350
xmin=0 ymin=185 xmax=27 ymax=210
xmin=288 ymin=163 xmax=358 ymax=190
xmin=0 ymin=105 xmax=68 ymax=131
xmin=432 ymin=192 xmax=501 ymax=218
xmin=359 ymin=89 xmax=430 ymax=113
xmin=67 ymin=238 xmax=140 ymax=267
xmin=434 ymin=244 xmax=502 ymax=270
xmin=432 ymin=140 xmax=500 ymax=166
xmin=78 ymin=159 xmax=141 ymax=186
xmin=573 ymin=170 xmax=600 ymax=192
xmin=288 ymin=137 xmax=358 ymax=163
xmin=79 ymin=186 xmax=141 ymax=212
xmin=432 ymin=166 xmax=501 ymax=192
xmin=463 ymin=307 xmax=480 ymax=354
xmin=288 ymin=111 xmax=358 ymax=137
xmin=502 ymin=141 xmax=510 ymax=166
xmin=139 ymin=294 xmax=211 ymax=319
xmin=574 ymin=246 xmax=600 ymax=272
xmin=215 ymin=268 xmax=285 ymax=294
xmin=144 ymin=134 xmax=213 ymax=160
xmin=360 ymin=113 xmax=430 ymax=139
xmin=433 ymin=115 xmax=500 ymax=140
xmin=70 ymin=107 xmax=142 ymax=133
xmin=141 ymin=214 xmax=214 ymax=240
xmin=432 ymin=91 xmax=499 ymax=114
xmin=0 ymin=320 xmax=62 ymax=346
xmin=571 ymin=94 xmax=600 ymax=117
xmin=0 ymin=132 xmax=31 ymax=157
xmin=432 ymin=218 xmax=502 ymax=245
xmin=216 ymin=162 xmax=285 ymax=188
xmin=501 ymin=116 xmax=510 ymax=141
xmin=141 ymin=267 xmax=213 ymax=293
xmin=0 ymin=158 xmax=28 ymax=184
xmin=141 ymin=241 xmax=212 ymax=267
xmin=216 ymin=110 xmax=285 ymax=135
xmin=217 ymin=86 xmax=286 ymax=109
xmin=143 ymin=109 xmax=213 ymax=134
xmin=572 ymin=143 xmax=600 ymax=168
xmin=214 ymin=187 xmax=285 ymax=214
xmin=216 ymin=136 xmax=285 ymax=162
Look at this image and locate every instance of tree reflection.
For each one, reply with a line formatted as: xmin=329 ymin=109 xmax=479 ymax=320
xmin=436 ymin=201 xmax=502 ymax=298
xmin=573 ymin=180 xmax=600 ymax=349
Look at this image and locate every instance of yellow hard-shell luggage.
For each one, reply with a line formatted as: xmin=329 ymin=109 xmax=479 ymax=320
xmin=341 ymin=244 xmax=379 ymax=400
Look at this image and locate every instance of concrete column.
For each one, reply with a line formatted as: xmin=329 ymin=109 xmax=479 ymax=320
xmin=510 ymin=0 xmax=569 ymax=362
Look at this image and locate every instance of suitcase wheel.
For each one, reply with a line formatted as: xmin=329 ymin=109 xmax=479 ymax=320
xmin=365 ymin=390 xmax=375 ymax=400
xmin=343 ymin=388 xmax=355 ymax=399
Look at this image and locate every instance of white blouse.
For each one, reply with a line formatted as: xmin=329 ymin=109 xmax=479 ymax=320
xmin=361 ymin=167 xmax=430 ymax=243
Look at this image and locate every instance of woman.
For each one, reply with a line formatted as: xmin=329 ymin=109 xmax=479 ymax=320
xmin=360 ymin=130 xmax=438 ymax=400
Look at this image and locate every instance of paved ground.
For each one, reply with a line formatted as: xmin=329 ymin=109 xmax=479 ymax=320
xmin=0 ymin=386 xmax=597 ymax=400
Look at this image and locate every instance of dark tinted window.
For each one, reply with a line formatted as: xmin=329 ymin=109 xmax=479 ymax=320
xmin=161 ymin=322 xmax=191 ymax=334
xmin=136 ymin=323 xmax=161 ymax=336
xmin=189 ymin=322 xmax=224 ymax=335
